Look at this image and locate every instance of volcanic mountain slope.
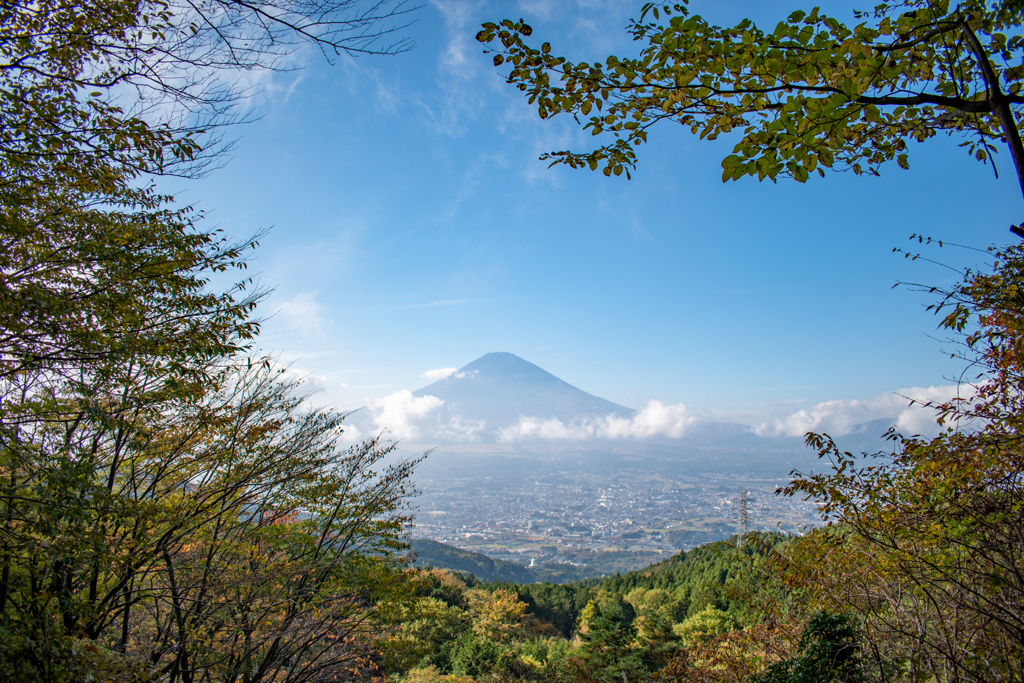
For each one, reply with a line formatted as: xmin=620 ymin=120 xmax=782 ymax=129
xmin=412 ymin=352 xmax=633 ymax=434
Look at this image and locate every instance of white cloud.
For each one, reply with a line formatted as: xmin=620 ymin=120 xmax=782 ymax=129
xmin=500 ymin=417 xmax=594 ymax=441
xmin=422 ymin=367 xmax=458 ymax=380
xmin=432 ymin=0 xmax=475 ymax=74
xmin=336 ymin=422 xmax=364 ymax=445
xmin=753 ymin=385 xmax=971 ymax=438
xmin=425 ymin=0 xmax=505 ymax=137
xmin=369 ymin=390 xmax=444 ymax=440
xmin=266 ymin=362 xmax=328 ymax=398
xmin=498 ymin=400 xmax=695 ymax=441
xmin=517 ymin=0 xmax=557 ymax=19
xmin=276 ymin=291 xmax=324 ymax=335
xmin=603 ymin=400 xmax=693 ymax=438
xmin=365 ymin=386 xmax=488 ymax=443
xmin=372 ymin=69 xmax=402 ymax=114
xmin=293 ymin=369 xmax=328 ymax=394
xmin=434 ymin=415 xmax=487 ymax=441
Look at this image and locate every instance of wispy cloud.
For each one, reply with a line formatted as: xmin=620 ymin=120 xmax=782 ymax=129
xmin=423 ymin=0 xmax=487 ymax=136
xmin=372 ymin=68 xmax=402 ymax=114
xmin=408 ymin=299 xmax=469 ymax=308
xmin=276 ymin=291 xmax=324 ymax=335
xmin=232 ymin=48 xmax=311 ymax=107
xmin=517 ymin=0 xmax=556 ymax=18
xmin=439 ymin=151 xmax=510 ymax=219
xmin=432 ymin=0 xmax=476 ymax=72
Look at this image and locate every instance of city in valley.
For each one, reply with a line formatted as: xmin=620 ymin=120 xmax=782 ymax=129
xmin=408 ymin=446 xmax=822 ymax=577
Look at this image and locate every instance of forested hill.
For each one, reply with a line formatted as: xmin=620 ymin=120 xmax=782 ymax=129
xmin=402 ymin=530 xmax=800 ymax=678
xmin=446 ymin=532 xmax=793 ymax=640
xmin=409 ymin=532 xmax=790 ymax=594
xmin=408 ymin=539 xmax=540 ymax=583
xmin=588 ymin=531 xmax=790 ymax=594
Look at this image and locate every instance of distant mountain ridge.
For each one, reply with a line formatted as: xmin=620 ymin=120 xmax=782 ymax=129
xmin=412 ymin=352 xmax=633 ymax=435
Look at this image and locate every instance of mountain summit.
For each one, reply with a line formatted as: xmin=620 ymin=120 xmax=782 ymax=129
xmin=413 ymin=352 xmax=633 ymax=433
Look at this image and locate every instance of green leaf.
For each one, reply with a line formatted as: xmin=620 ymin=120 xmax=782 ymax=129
xmin=483 ymin=1 xmax=1011 ymax=195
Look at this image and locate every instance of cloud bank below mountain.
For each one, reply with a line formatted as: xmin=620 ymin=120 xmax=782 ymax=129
xmin=753 ymin=385 xmax=967 ymax=438
xmin=354 ymin=353 xmax=961 ymax=444
xmin=361 ymin=386 xmax=960 ymax=444
xmin=498 ymin=400 xmax=693 ymax=441
xmin=369 ymin=390 xmax=444 ymax=440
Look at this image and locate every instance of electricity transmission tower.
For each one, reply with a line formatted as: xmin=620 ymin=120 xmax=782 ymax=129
xmin=737 ymin=489 xmax=749 ymax=547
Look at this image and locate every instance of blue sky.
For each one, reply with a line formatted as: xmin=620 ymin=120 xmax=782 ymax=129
xmin=170 ymin=0 xmax=1020 ymax=440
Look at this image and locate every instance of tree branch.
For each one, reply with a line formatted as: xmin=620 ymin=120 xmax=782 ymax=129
xmin=958 ymin=19 xmax=1024 ymax=201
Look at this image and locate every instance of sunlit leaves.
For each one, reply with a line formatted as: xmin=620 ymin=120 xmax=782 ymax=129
xmin=479 ymin=1 xmax=1024 ymax=188
xmin=0 ymin=3 xmax=423 ymax=681
xmin=778 ymin=241 xmax=1024 ymax=677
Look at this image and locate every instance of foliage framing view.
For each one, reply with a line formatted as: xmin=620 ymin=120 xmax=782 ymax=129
xmin=477 ymin=0 xmax=1024 ymax=200
xmin=5 ymin=0 xmax=1024 ymax=682
xmin=0 ymin=0 xmax=423 ymax=681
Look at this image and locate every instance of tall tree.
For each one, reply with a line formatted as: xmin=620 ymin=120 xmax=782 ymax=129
xmin=576 ymin=592 xmax=645 ymax=683
xmin=0 ymin=0 xmax=423 ymax=680
xmin=1 ymin=361 xmax=421 ymax=682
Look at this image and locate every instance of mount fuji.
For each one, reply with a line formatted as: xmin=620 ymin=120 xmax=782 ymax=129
xmin=371 ymin=352 xmax=899 ymax=452
xmin=411 ymin=352 xmax=634 ymax=434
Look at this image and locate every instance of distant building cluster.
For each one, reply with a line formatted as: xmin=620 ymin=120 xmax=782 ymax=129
xmin=411 ymin=466 xmax=819 ymax=571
